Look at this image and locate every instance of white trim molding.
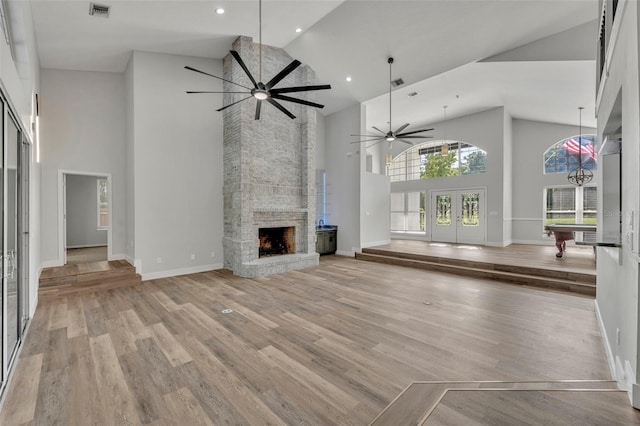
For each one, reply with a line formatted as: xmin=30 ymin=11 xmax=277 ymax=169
xmin=141 ymin=263 xmax=223 ymax=281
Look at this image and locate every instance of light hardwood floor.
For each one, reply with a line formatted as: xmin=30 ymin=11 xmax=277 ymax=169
xmin=0 ymin=255 xmax=627 ymax=425
xmin=66 ymin=246 xmax=108 ymax=265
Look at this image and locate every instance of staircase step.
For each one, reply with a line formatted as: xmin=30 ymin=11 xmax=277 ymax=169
xmin=39 ymin=274 xmax=142 ymax=300
xmin=361 ymin=247 xmax=595 ymax=284
xmin=356 ymin=252 xmax=595 ymax=296
xmin=39 ymin=260 xmax=141 ymax=299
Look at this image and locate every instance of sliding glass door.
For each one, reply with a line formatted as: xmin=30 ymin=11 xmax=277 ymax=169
xmin=0 ymin=95 xmax=30 ymax=397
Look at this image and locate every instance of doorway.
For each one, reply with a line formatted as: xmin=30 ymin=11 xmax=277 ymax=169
xmin=430 ymin=188 xmax=486 ymax=244
xmin=58 ymin=171 xmax=112 ymax=265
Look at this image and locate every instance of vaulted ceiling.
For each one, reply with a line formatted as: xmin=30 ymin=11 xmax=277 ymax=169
xmin=29 ymin=0 xmax=600 ymax=128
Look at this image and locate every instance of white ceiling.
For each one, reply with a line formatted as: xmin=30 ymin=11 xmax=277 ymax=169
xmin=28 ymin=0 xmax=600 ymax=128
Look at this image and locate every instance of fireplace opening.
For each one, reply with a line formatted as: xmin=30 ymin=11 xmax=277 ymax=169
xmin=259 ymin=227 xmax=295 ymax=258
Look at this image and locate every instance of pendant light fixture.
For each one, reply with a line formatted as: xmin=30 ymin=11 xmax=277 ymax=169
xmin=440 ymin=105 xmax=449 ymax=155
xmin=567 ymin=107 xmax=593 ymax=186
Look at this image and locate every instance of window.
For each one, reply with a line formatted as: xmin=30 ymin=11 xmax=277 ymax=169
xmin=543 ymin=135 xmax=597 ymax=175
xmin=388 ymin=141 xmax=487 ymax=182
xmin=545 ymin=186 xmax=597 ymax=242
xmin=97 ymin=178 xmax=109 ymax=228
xmin=391 ymin=192 xmax=425 ymax=232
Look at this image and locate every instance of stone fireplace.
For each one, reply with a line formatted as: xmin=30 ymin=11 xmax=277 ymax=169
xmin=222 ymin=36 xmax=319 ymax=278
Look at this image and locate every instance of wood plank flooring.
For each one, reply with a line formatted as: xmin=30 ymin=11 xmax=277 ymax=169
xmin=0 ymin=256 xmax=626 ymax=425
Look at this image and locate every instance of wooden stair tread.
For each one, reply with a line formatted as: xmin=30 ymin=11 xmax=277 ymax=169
xmin=356 ymin=252 xmax=595 ymax=296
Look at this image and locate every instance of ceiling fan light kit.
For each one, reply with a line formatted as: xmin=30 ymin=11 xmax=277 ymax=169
xmin=185 ymin=0 xmax=331 ymax=120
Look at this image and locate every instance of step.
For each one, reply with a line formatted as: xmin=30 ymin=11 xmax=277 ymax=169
xmin=39 ymin=260 xmax=136 ymax=288
xmin=38 ymin=273 xmax=142 ymax=300
xmin=361 ymin=247 xmax=595 ymax=284
xmin=356 ymin=252 xmax=595 ymax=296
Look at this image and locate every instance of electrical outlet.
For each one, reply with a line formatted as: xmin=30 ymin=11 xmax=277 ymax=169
xmin=210 ymin=251 xmax=216 ymax=258
xmin=156 ymin=257 xmax=162 ymax=264
xmin=616 ymin=328 xmax=621 ymax=345
xmin=190 ymin=254 xmax=196 ymax=260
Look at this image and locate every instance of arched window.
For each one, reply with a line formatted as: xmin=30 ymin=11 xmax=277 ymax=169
xmin=543 ymin=135 xmax=597 ymax=174
xmin=388 ymin=140 xmax=487 ymax=182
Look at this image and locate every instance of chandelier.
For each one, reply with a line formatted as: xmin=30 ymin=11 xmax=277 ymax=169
xmin=567 ymin=107 xmax=593 ymax=186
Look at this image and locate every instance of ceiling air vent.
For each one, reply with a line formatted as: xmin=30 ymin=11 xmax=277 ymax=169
xmin=391 ymin=78 xmax=404 ymax=87
xmin=89 ymin=3 xmax=110 ymax=18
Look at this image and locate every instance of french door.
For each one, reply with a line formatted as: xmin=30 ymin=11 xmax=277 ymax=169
xmin=0 ymin=97 xmax=31 ymax=397
xmin=431 ymin=189 xmax=485 ymax=244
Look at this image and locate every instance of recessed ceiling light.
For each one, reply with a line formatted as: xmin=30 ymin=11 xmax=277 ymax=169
xmin=295 ymin=27 xmax=302 ymax=33
xmin=215 ymin=7 xmax=225 ymax=14
xmin=346 ymin=76 xmax=352 ymax=82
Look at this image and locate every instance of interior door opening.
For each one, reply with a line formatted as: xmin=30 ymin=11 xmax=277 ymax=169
xmin=60 ymin=172 xmax=112 ymax=265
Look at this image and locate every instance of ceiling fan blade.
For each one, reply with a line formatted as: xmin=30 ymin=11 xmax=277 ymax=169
xmin=229 ymin=50 xmax=259 ymax=88
xmin=267 ymin=98 xmax=296 ymax=119
xmin=265 ymin=60 xmax=301 ymax=90
xmin=397 ymin=128 xmax=434 ymax=137
xmin=271 ymin=94 xmax=324 ymax=109
xmin=215 ymin=95 xmax=253 ymax=112
xmin=397 ymin=139 xmax=414 ymax=145
xmin=372 ymin=126 xmax=386 ymax=135
xmin=184 ymin=66 xmax=253 ymax=91
xmin=186 ymin=91 xmax=251 ymax=94
xmin=350 ymin=134 xmax=379 ymax=137
xmin=365 ymin=139 xmax=387 ymax=149
xmin=394 ymin=123 xmax=410 ymax=134
xmin=350 ymin=138 xmax=385 ymax=144
xmin=270 ymin=84 xmax=331 ymax=94
xmin=255 ymin=100 xmax=262 ymax=120
xmin=397 ymin=135 xmax=434 ymax=139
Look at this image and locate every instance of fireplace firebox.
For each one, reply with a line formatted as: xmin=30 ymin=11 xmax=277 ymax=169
xmin=259 ymin=227 xmax=295 ymax=258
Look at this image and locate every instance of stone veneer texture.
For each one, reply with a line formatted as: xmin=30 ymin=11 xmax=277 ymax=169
xmin=222 ymin=36 xmax=319 ymax=277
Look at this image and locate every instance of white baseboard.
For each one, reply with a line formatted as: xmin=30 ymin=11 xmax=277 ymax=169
xmin=66 ymin=244 xmax=107 ymax=249
xmin=109 ymin=253 xmax=126 ymax=261
xmin=594 ymin=300 xmax=619 ymax=385
xmin=141 ymin=263 xmax=223 ymax=281
xmin=361 ymin=239 xmax=391 ymax=248
xmin=41 ymin=259 xmax=63 ymax=268
xmin=511 ymin=239 xmax=553 ymax=246
xmin=336 ymin=249 xmax=355 ymax=257
xmin=485 ymin=241 xmax=511 ymax=247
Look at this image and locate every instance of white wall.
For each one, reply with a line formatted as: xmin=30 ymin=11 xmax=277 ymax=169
xmin=130 ymin=51 xmax=223 ymax=279
xmin=511 ymin=118 xmax=597 ymax=243
xmin=361 ymin=172 xmax=390 ymax=247
xmin=65 ymin=175 xmax=107 ymax=248
xmin=124 ymin=53 xmax=135 ymax=264
xmin=594 ymin=0 xmax=640 ymax=405
xmin=316 ymin=112 xmax=325 ymax=171
xmin=503 ymin=109 xmax=513 ymax=244
xmin=391 ymin=107 xmax=506 ymax=245
xmin=324 ymin=103 xmax=362 ymax=255
xmin=39 ymin=69 xmax=126 ymax=265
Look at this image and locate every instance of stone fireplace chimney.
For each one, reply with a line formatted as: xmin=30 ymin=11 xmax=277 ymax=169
xmin=222 ymin=36 xmax=319 ymax=277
